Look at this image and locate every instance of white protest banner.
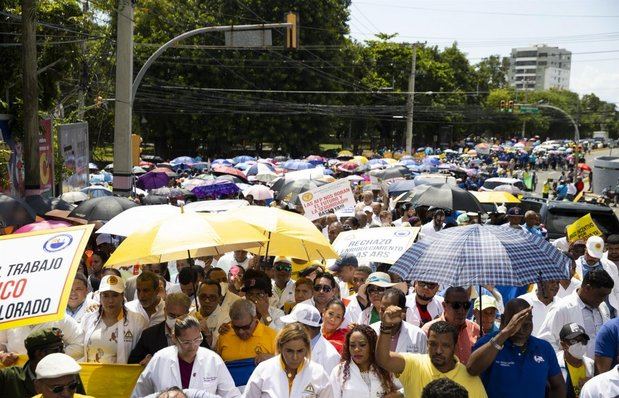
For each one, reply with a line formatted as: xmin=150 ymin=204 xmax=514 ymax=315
xmin=332 ymin=227 xmax=419 ymax=264
xmin=0 ymin=225 xmax=94 ymax=330
xmin=299 ymin=179 xmax=356 ymax=221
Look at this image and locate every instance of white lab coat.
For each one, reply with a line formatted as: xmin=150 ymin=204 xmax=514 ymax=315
xmin=312 ymin=335 xmax=341 ymax=375
xmin=191 ymin=304 xmax=230 ymax=347
xmin=601 ymin=253 xmax=619 ymax=311
xmin=370 ymin=321 xmax=428 ymax=354
xmin=0 ymin=316 xmax=84 ymax=359
xmin=342 ymin=296 xmax=363 ymax=328
xmin=126 ymin=298 xmax=166 ymax=328
xmin=556 ymin=278 xmax=581 ymax=300
xmin=405 ymin=294 xmax=444 ymax=327
xmin=267 ymin=306 xmax=285 ymax=331
xmin=244 ymin=355 xmax=333 ymax=398
xmin=81 ymin=308 xmax=147 ymax=364
xmin=131 ymin=345 xmax=240 ymax=398
xmin=330 ymin=362 xmax=394 ymax=398
xmin=538 ymin=291 xmax=611 ymax=358
xmin=66 ymin=297 xmax=96 ymax=324
xmin=272 ymin=279 xmax=296 ymax=309
xmin=556 ymin=350 xmax=594 ymax=383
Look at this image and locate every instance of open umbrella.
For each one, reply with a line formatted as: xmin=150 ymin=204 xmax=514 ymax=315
xmin=97 ymin=204 xmax=179 ymax=236
xmin=337 ymin=161 xmax=360 ymax=173
xmin=184 ymin=199 xmax=249 ymax=213
xmin=25 ymin=195 xmax=74 ymax=216
xmin=141 ymin=195 xmax=169 ymax=205
xmin=242 ymin=185 xmax=273 ymax=201
xmin=212 ymin=159 xmax=233 ymax=167
xmin=0 ymin=194 xmax=36 ymax=227
xmin=191 ymin=180 xmax=240 ymax=199
xmin=69 ymin=196 xmax=139 ymax=221
xmin=170 ymin=156 xmax=194 ymax=167
xmin=371 ymin=166 xmax=408 ymax=181
xmin=336 ymin=150 xmax=354 ymax=160
xmin=281 ymin=160 xmax=315 ymax=171
xmin=14 ymin=220 xmax=71 ymax=234
xmin=152 ymin=167 xmax=178 ymax=178
xmin=60 ymin=191 xmax=89 ymax=204
xmin=88 ymin=162 xmax=99 ymax=171
xmin=233 ymin=155 xmax=256 ymax=164
xmin=413 ymin=184 xmax=485 ymax=213
xmin=390 ymin=224 xmax=570 ymax=287
xmin=276 ymin=179 xmax=329 ymax=202
xmin=226 ymin=206 xmax=338 ymax=261
xmin=132 ymin=166 xmax=147 ymax=175
xmin=578 ymin=163 xmax=592 ymax=172
xmin=104 ymin=211 xmax=267 ymax=268
xmin=212 ymin=165 xmax=248 ymax=182
xmin=81 ymin=185 xmax=114 ymax=198
xmin=136 ymin=171 xmax=169 ymax=190
xmin=387 ymin=180 xmax=417 ymax=196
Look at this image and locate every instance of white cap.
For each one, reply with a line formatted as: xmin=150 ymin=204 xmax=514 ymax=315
xmin=99 ymin=274 xmax=125 ymax=293
xmin=35 ymin=353 xmax=81 ymax=379
xmin=586 ymin=236 xmax=604 ymax=259
xmin=280 ymin=303 xmax=322 ymax=327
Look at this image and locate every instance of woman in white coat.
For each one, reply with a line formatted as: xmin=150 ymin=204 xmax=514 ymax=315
xmin=330 ymin=325 xmax=402 ymax=398
xmin=132 ymin=315 xmax=240 ymax=398
xmin=244 ymin=322 xmax=333 ymax=398
xmin=81 ymin=275 xmax=147 ymax=364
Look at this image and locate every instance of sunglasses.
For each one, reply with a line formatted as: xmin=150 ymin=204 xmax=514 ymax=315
xmin=313 ymin=284 xmax=332 ymax=293
xmin=417 ymin=281 xmax=438 ymax=289
xmin=447 ymin=301 xmax=472 ymax=310
xmin=367 ymin=286 xmax=386 ymax=296
xmin=274 ymin=264 xmax=292 ymax=272
xmin=49 ymin=381 xmax=78 ymax=394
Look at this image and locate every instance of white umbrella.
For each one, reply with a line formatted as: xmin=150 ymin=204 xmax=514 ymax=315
xmin=284 ymin=167 xmax=324 ymax=181
xmin=60 ymin=191 xmax=89 ymax=204
xmin=493 ymin=184 xmax=522 ymax=195
xmin=243 ymin=185 xmax=274 ymax=201
xmin=96 ymin=204 xmax=180 ymax=236
xmin=184 ymin=199 xmax=249 ymax=213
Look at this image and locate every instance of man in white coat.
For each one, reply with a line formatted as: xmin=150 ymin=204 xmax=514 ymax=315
xmin=538 ymin=268 xmax=614 ymax=358
xmin=132 ymin=316 xmax=240 ymax=398
xmin=406 ymin=281 xmax=444 ymax=328
xmin=601 ymin=234 xmax=619 ymax=314
xmin=371 ymin=288 xmax=427 ymax=354
xmin=281 ymin=303 xmax=341 ymax=375
xmin=125 ymin=271 xmax=166 ymax=328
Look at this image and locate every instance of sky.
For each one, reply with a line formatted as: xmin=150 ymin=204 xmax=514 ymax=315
xmin=349 ymin=0 xmax=619 ymax=106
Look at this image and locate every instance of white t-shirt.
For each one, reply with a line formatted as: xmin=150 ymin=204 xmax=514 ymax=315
xmin=216 ymin=252 xmax=252 ymax=273
xmin=419 ymin=221 xmax=445 ymax=240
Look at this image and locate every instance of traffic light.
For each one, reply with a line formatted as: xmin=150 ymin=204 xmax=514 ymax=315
xmin=500 ymin=100 xmax=506 ymax=112
xmin=508 ymin=100 xmax=514 ymax=113
xmin=285 ymin=12 xmax=299 ymax=50
xmin=131 ymin=134 xmax=142 ymax=166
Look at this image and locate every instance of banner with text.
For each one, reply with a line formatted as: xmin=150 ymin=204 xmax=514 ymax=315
xmin=567 ymin=213 xmax=603 ymax=242
xmin=58 ymin=122 xmax=89 ymax=193
xmin=0 ymin=225 xmax=93 ymax=330
xmin=38 ymin=118 xmax=54 ymax=192
xmin=332 ymin=227 xmax=420 ymax=265
xmin=300 ymin=179 xmax=356 ymax=221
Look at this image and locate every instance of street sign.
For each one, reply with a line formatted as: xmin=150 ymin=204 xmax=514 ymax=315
xmin=519 ymin=106 xmax=540 ymax=114
xmin=224 ymin=29 xmax=272 ymax=47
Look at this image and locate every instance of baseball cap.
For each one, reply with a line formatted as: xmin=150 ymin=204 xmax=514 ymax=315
xmin=329 ymin=254 xmax=359 ymax=272
xmin=99 ymin=274 xmax=125 ymax=294
xmin=507 ymin=207 xmax=522 ymax=216
xmin=473 ymin=295 xmax=498 ymax=311
xmin=586 ymin=236 xmax=604 ymax=259
xmin=35 ymin=353 xmax=81 ymax=379
xmin=273 ymin=256 xmax=292 ymax=266
xmin=24 ymin=328 xmax=64 ymax=352
xmin=559 ymin=322 xmax=590 ymax=342
xmin=280 ymin=303 xmax=322 ymax=327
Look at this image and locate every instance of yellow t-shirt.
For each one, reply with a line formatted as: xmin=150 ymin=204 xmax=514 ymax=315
xmin=216 ymin=322 xmax=277 ymax=362
xmin=567 ymin=361 xmax=587 ymax=395
xmin=33 ymin=395 xmax=94 ymax=398
xmin=398 ymin=353 xmax=487 ymax=398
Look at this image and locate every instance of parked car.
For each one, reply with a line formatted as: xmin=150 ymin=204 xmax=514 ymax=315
xmin=480 ymin=177 xmax=526 ymax=193
xmin=539 ymin=200 xmax=619 ymax=240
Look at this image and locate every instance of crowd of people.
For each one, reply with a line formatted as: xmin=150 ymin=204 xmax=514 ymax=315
xmin=1 ymin=139 xmax=618 ymax=398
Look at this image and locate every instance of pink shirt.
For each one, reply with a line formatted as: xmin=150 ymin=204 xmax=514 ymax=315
xmin=422 ymin=315 xmax=480 ymax=364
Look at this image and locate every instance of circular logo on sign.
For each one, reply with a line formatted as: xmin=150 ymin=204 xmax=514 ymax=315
xmin=43 ymin=234 xmax=73 ymax=253
xmin=394 ymin=230 xmax=411 ymax=237
xmin=301 ymin=192 xmax=313 ymax=202
xmin=39 ymin=152 xmax=50 ymax=185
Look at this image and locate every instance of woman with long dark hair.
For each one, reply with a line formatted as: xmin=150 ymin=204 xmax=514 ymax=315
xmin=330 ymin=324 xmax=401 ymax=398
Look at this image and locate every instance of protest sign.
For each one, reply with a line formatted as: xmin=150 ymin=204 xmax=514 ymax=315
xmin=332 ymin=227 xmax=420 ymax=264
xmin=566 ymin=213 xmax=603 ymax=242
xmin=299 ymin=179 xmax=356 ymax=221
xmin=58 ymin=122 xmax=89 ymax=193
xmin=80 ymin=363 xmax=143 ymax=398
xmin=0 ymin=225 xmax=93 ymax=330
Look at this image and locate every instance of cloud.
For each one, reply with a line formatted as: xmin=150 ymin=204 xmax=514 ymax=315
xmin=570 ymin=64 xmax=619 ymax=104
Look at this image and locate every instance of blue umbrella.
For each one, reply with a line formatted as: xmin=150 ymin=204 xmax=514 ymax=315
xmin=80 ymin=186 xmax=113 ymax=198
xmin=212 ymin=159 xmax=233 ymax=167
xmin=170 ymin=156 xmax=194 ymax=166
xmin=235 ymin=162 xmax=254 ymax=171
xmin=388 ymin=179 xmax=416 ymax=196
xmin=390 ymin=224 xmax=570 ymax=286
xmin=245 ymin=163 xmax=275 ymax=176
xmin=233 ymin=155 xmax=256 ymax=164
xmin=282 ymin=160 xmax=315 ymax=171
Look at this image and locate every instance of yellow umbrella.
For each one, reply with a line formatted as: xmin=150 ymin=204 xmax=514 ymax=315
xmin=470 ymin=191 xmax=521 ymax=204
xmin=353 ymin=155 xmax=368 ymax=165
xmin=225 ymin=205 xmax=338 ymax=261
xmin=337 ymin=150 xmax=354 ymax=159
xmin=105 ymin=211 xmax=266 ymax=268
xmin=382 ymin=158 xmax=398 ymax=166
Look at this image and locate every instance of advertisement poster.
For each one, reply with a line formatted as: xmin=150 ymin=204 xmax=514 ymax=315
xmin=58 ymin=122 xmax=89 ymax=192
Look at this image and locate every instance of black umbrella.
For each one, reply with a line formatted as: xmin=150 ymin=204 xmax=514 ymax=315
xmin=68 ymin=196 xmax=139 ymax=221
xmin=276 ymin=179 xmax=329 ymax=202
xmin=0 ymin=194 xmax=36 ymax=226
xmin=371 ymin=166 xmax=410 ymax=181
xmin=414 ymin=184 xmax=485 ymax=213
xmin=388 ymin=180 xmax=417 ymax=196
xmin=141 ymin=195 xmax=169 ymax=205
xmin=25 ymin=195 xmax=74 ymax=216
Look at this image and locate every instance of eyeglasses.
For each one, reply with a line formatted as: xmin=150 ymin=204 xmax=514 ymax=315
xmin=417 ymin=281 xmax=438 ymax=289
xmin=447 ymin=301 xmax=471 ymax=310
xmin=49 ymin=381 xmax=78 ymax=394
xmin=313 ymin=284 xmax=332 ymax=293
xmin=274 ymin=264 xmax=292 ymax=272
xmin=232 ymin=319 xmax=255 ymax=331
xmin=177 ymin=335 xmax=204 ymax=346
xmin=367 ymin=286 xmax=386 ymax=296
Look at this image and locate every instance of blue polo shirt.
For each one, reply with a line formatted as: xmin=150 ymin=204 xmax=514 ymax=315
xmin=472 ymin=332 xmax=561 ymax=398
xmin=595 ymin=317 xmax=619 ymax=367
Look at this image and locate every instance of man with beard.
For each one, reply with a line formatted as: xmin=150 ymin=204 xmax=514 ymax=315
xmin=518 ymin=280 xmax=561 ymax=337
xmin=419 ymin=209 xmax=445 ymax=240
xmin=467 ymin=299 xmax=566 ymax=398
xmin=406 ymin=281 xmax=444 ymax=328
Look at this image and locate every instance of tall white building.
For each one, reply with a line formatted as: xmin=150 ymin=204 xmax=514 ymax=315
xmin=508 ymin=45 xmax=571 ymax=91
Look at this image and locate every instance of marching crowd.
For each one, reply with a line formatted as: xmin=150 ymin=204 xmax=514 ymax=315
xmin=2 ymin=185 xmax=619 ymax=398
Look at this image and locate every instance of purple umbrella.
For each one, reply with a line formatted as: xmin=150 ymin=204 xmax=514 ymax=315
xmin=191 ymin=180 xmax=240 ymax=199
xmin=136 ymin=171 xmax=169 ymax=190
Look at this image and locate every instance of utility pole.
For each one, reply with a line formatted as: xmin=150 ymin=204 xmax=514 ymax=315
xmin=112 ymin=0 xmax=134 ymax=196
xmin=522 ymin=87 xmax=528 ymax=138
xmin=77 ymin=0 xmax=89 ymax=120
xmin=22 ymin=0 xmax=39 ymax=191
xmin=405 ymin=44 xmax=417 ymax=154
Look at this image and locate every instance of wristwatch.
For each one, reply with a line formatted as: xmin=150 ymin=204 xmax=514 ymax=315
xmin=264 ymin=316 xmax=273 ymax=325
xmin=490 ymin=337 xmax=504 ymax=351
